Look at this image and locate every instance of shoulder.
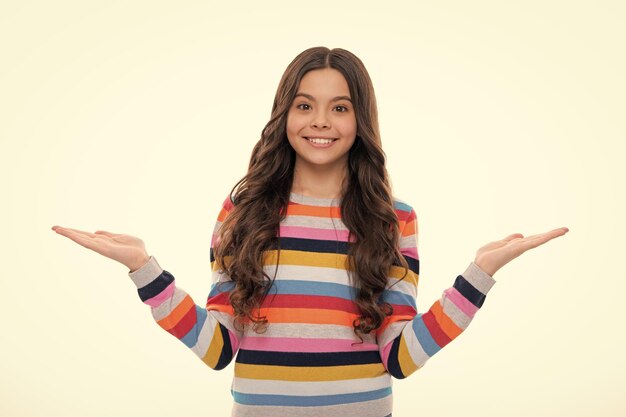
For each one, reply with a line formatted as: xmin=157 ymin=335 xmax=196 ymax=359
xmin=216 ymin=192 xmax=236 ymax=221
xmin=392 ymin=196 xmax=418 ymax=237
xmin=211 ymin=193 xmax=236 ymax=249
xmin=392 ymin=196 xmax=417 ymax=223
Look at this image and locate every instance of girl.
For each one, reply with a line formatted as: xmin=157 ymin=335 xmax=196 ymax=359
xmin=52 ymin=46 xmax=569 ymax=417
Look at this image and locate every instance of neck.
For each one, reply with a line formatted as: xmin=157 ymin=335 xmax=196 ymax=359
xmin=291 ymin=160 xmax=348 ymax=199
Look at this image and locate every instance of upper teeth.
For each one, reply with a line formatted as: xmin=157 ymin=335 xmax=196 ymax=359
xmin=307 ymin=137 xmax=335 ymax=144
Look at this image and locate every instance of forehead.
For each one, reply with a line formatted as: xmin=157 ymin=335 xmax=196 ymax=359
xmin=296 ymin=68 xmax=351 ymax=97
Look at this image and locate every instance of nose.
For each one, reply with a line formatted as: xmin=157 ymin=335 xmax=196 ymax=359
xmin=311 ymin=109 xmax=330 ymax=128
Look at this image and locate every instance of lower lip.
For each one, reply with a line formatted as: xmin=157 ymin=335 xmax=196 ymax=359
xmin=303 ymin=138 xmax=338 ymax=148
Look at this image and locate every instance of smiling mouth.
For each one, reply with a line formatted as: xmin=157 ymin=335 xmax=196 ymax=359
xmin=304 ymin=137 xmax=338 ymax=144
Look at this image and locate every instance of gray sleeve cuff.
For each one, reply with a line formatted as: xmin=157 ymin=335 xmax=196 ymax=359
xmin=462 ymin=261 xmax=496 ymax=294
xmin=128 ymin=256 xmax=164 ymax=289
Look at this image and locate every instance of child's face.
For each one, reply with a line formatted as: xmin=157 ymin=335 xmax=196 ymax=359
xmin=286 ymin=68 xmax=357 ymax=174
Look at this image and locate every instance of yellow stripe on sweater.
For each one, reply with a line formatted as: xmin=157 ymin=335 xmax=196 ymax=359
xmin=202 ymin=322 xmax=224 ymax=369
xmin=235 ymin=362 xmax=387 ymax=381
xmin=397 ymin=335 xmax=419 ymax=376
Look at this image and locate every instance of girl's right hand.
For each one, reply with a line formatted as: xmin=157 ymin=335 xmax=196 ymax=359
xmin=51 ymin=226 xmax=150 ymax=272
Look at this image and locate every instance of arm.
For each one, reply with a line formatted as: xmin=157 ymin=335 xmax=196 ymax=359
xmin=128 ymin=196 xmax=242 ymax=370
xmin=376 ymin=206 xmax=496 ymax=379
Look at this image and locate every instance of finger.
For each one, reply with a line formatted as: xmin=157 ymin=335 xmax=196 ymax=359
xmin=55 ymin=227 xmax=109 ymax=244
xmin=56 ymin=227 xmax=100 ymax=239
xmin=524 ymin=227 xmax=569 ymax=242
xmin=55 ymin=227 xmax=101 ymax=250
xmin=518 ymin=228 xmax=568 ymax=251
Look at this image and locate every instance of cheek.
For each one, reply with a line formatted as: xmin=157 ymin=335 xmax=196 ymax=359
xmin=285 ymin=115 xmax=300 ymax=145
xmin=286 ymin=113 xmax=301 ymax=135
xmin=340 ymin=117 xmax=358 ymax=137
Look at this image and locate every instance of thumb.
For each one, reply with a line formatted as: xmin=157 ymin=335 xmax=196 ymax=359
xmin=491 ymin=233 xmax=525 ymax=248
xmin=94 ymin=230 xmax=118 ymax=237
xmin=480 ymin=233 xmax=525 ymax=252
xmin=502 ymin=233 xmax=524 ymax=242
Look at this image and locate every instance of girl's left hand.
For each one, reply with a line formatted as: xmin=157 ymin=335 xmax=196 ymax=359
xmin=474 ymin=227 xmax=569 ymax=277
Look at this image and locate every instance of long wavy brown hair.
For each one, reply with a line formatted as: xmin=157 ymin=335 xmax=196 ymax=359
xmin=213 ymin=46 xmax=410 ymax=342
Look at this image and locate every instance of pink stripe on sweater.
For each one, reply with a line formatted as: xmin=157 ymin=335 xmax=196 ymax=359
xmin=444 ymin=287 xmax=478 ymax=318
xmin=229 ymin=329 xmax=240 ymax=354
xmin=240 ymin=336 xmax=378 ymax=352
xmin=145 ymin=281 xmax=176 ymax=307
xmin=401 ymin=246 xmax=418 ymax=259
xmin=280 ymin=226 xmax=355 ymax=242
xmin=380 ymin=340 xmax=393 ymax=367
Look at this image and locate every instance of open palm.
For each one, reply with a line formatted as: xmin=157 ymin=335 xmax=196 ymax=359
xmin=51 ymin=224 xmax=569 ymax=276
xmin=51 ymin=226 xmax=150 ymax=272
xmin=474 ymin=227 xmax=569 ymax=277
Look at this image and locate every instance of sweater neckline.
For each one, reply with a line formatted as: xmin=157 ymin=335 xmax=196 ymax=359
xmin=289 ymin=191 xmax=342 ymax=207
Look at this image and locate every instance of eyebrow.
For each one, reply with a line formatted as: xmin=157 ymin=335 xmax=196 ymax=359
xmin=294 ymin=92 xmax=352 ymax=103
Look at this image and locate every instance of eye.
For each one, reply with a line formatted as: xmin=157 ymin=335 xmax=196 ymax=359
xmin=296 ymin=103 xmax=311 ymax=110
xmin=334 ymin=105 xmax=349 ymax=112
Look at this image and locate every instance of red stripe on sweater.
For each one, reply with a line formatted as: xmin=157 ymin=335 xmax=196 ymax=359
xmin=207 ymin=291 xmax=230 ymax=306
xmin=261 ymin=294 xmax=360 ymax=313
xmin=168 ymin=305 xmax=197 ymax=338
xmin=422 ymin=310 xmax=452 ymax=347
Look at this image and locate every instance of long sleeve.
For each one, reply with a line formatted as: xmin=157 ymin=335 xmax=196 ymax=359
xmin=128 ymin=195 xmax=242 ymax=370
xmin=376 ymin=205 xmax=496 ymax=379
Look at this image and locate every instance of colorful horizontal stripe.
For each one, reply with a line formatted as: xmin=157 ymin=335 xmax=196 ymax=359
xmin=231 ymin=386 xmax=392 ymax=407
xmin=239 ymin=336 xmax=379 ymax=352
xmin=128 ymin=191 xmax=496 ymax=416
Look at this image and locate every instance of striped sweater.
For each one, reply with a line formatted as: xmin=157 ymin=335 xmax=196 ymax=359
xmin=128 ymin=191 xmax=496 ymax=417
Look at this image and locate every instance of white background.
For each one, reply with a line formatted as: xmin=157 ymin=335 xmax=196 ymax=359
xmin=1 ymin=1 xmax=624 ymax=416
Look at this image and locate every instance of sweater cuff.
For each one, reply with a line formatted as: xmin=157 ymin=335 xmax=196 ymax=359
xmin=462 ymin=261 xmax=497 ymax=295
xmin=128 ymin=256 xmax=164 ymax=289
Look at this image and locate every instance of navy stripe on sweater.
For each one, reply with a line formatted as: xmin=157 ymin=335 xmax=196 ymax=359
xmin=137 ymin=270 xmax=174 ymax=302
xmin=209 ymin=237 xmax=419 ymax=275
xmin=236 ymin=349 xmax=382 ymax=367
xmin=453 ymin=275 xmax=486 ymax=308
xmin=214 ymin=323 xmax=234 ymax=370
xmin=385 ymin=337 xmax=406 ymax=379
